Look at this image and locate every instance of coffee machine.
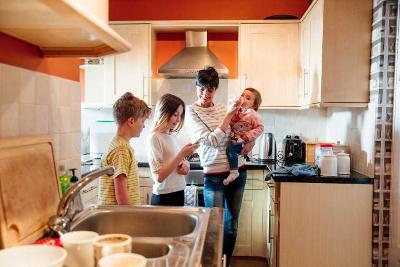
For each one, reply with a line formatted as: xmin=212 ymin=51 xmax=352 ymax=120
xmin=283 ymin=135 xmax=305 ymax=165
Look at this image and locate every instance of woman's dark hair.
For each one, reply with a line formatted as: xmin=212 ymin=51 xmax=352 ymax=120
xmin=152 ymin=93 xmax=185 ymax=133
xmin=196 ymin=67 xmax=219 ymax=90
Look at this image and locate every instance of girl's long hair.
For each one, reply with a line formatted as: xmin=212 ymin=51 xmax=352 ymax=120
xmin=152 ymin=94 xmax=185 ymax=133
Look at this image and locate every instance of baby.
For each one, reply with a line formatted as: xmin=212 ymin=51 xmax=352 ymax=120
xmin=224 ymin=88 xmax=264 ymax=185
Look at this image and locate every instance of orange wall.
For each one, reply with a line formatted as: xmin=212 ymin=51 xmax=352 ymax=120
xmin=0 ymin=32 xmax=81 ymax=82
xmin=155 ymin=33 xmax=238 ymax=78
xmin=110 ymin=0 xmax=309 ymax=20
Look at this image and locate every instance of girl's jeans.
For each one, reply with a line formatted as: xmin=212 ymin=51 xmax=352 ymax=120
xmin=204 ymin=169 xmax=247 ymax=266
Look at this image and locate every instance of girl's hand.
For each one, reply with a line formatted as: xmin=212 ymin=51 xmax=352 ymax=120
xmin=180 ymin=143 xmax=199 ymax=158
xmin=227 ymin=96 xmax=243 ymax=114
xmin=240 ymin=140 xmax=255 ymax=155
xmin=177 ymin=162 xmax=190 ymax=175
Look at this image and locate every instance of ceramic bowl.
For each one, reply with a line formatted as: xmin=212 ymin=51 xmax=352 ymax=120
xmin=0 ymin=245 xmax=67 ymax=267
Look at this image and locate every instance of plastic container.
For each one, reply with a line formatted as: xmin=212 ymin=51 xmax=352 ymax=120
xmin=319 ymin=154 xmax=338 ymax=176
xmin=315 ymin=143 xmax=334 ymax=166
xmin=337 ymin=152 xmax=350 ymax=175
xmin=59 ymin=165 xmax=71 ymax=195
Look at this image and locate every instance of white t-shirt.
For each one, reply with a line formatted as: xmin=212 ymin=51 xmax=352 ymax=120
xmin=147 ymin=131 xmax=187 ymax=195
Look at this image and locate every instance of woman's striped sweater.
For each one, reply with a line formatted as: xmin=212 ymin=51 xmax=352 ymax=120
xmin=186 ymin=103 xmax=244 ymax=173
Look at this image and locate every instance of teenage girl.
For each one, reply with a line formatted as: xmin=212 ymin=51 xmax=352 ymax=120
xmin=147 ymin=93 xmax=198 ymax=206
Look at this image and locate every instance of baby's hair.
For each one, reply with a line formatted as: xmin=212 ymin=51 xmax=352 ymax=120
xmin=113 ymin=92 xmax=151 ymax=126
xmin=244 ymin=87 xmax=262 ymax=111
xmin=152 ymin=93 xmax=185 ymax=133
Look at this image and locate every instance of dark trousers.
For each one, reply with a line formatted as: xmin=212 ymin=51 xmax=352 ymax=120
xmin=226 ymin=141 xmax=244 ymax=170
xmin=204 ymin=169 xmax=247 ymax=266
xmin=150 ymin=190 xmax=185 ymax=206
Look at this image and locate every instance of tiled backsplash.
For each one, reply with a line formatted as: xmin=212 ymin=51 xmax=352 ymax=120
xmin=0 ymin=63 xmax=81 ymax=175
xmin=82 ymin=94 xmax=375 ymax=176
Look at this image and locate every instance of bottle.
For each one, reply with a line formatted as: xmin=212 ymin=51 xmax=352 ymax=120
xmin=69 ymin=168 xmax=84 ymax=211
xmin=59 ymin=165 xmax=71 ymax=195
xmin=69 ymin=168 xmax=79 ymax=184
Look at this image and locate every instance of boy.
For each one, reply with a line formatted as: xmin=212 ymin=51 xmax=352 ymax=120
xmin=98 ymin=92 xmax=151 ymax=205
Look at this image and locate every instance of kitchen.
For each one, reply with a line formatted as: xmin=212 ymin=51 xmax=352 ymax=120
xmin=0 ymin=0 xmax=399 ymax=266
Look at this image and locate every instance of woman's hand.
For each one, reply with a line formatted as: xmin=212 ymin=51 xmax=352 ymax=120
xmin=240 ymin=140 xmax=255 ymax=155
xmin=177 ymin=160 xmax=190 ymax=175
xmin=179 ymin=143 xmax=199 ymax=158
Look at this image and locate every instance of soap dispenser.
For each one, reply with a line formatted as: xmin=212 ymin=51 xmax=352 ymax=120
xmin=59 ymin=165 xmax=71 ymax=195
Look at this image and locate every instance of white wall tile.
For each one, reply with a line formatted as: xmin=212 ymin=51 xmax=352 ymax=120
xmin=48 ymin=106 xmax=61 ymax=134
xmin=35 ymin=73 xmax=51 ymax=105
xmin=59 ymin=81 xmax=71 ymax=107
xmin=49 ymin=77 xmax=60 ymax=107
xmin=1 ymin=65 xmax=21 ymax=105
xmin=71 ymin=107 xmax=81 ymax=132
xmin=59 ymin=133 xmax=72 ymax=160
xmin=0 ymin=103 xmax=20 ymax=137
xmin=20 ymin=69 xmax=36 ymax=104
xmin=19 ymin=103 xmax=36 ymax=136
xmin=59 ymin=107 xmax=71 ymax=133
xmin=51 ymin=133 xmax=61 ymax=161
xmin=35 ymin=105 xmax=49 ymax=134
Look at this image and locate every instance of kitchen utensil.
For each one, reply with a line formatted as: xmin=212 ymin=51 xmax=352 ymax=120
xmin=258 ymin=132 xmax=276 ymax=163
xmin=94 ymin=234 xmax=132 ymax=264
xmin=337 ymin=152 xmax=350 ymax=175
xmin=0 ymin=136 xmax=60 ymax=248
xmin=61 ymin=231 xmax=99 ymax=267
xmin=0 ymin=245 xmax=67 ymax=267
xmin=98 ymin=253 xmax=147 ymax=267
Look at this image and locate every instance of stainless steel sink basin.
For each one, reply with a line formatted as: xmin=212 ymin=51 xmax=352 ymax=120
xmin=72 ymin=209 xmax=196 ymax=237
xmin=70 ymin=205 xmax=210 ymax=267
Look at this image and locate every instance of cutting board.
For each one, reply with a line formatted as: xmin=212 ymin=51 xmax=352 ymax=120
xmin=0 ymin=135 xmax=60 ymax=248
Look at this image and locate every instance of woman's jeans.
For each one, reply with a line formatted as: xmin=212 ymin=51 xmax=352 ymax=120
xmin=204 ymin=169 xmax=247 ymax=266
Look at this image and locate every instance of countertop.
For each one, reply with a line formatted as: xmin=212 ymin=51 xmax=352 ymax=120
xmin=266 ymin=164 xmax=373 ymax=184
xmin=137 ymin=158 xmax=269 ymax=170
xmin=201 ymin=207 xmax=224 ymax=267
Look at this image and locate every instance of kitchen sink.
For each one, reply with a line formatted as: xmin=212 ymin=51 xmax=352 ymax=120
xmin=71 ymin=208 xmax=196 ymax=237
xmin=69 ymin=205 xmax=210 ymax=267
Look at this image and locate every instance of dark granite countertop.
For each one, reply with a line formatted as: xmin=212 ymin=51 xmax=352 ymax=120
xmin=265 ymin=163 xmax=373 ymax=184
xmin=138 ymin=160 xmax=268 ymax=170
xmin=201 ymin=207 xmax=224 ymax=267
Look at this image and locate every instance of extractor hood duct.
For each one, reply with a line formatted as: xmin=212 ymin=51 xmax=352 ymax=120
xmin=158 ymin=30 xmax=229 ymax=78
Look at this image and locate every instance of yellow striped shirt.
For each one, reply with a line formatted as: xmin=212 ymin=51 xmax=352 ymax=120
xmin=97 ymin=136 xmax=140 ymax=205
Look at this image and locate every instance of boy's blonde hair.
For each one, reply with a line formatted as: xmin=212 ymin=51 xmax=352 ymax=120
xmin=152 ymin=94 xmax=185 ymax=133
xmin=113 ymin=92 xmax=151 ymax=126
xmin=244 ymin=87 xmax=262 ymax=111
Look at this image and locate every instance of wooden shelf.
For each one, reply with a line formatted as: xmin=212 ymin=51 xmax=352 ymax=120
xmin=0 ymin=0 xmax=131 ymax=57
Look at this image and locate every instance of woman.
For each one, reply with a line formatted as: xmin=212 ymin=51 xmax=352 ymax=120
xmin=148 ymin=93 xmax=198 ymax=206
xmin=185 ymin=67 xmax=255 ymax=265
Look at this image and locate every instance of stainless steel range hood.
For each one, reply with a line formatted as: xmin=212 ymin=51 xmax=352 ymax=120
xmin=158 ymin=30 xmax=229 ymax=78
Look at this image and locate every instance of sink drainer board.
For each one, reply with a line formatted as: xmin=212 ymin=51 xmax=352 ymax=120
xmin=71 ymin=205 xmax=210 ymax=267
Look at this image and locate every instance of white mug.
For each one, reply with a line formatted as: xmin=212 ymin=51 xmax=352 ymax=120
xmin=60 ymin=230 xmax=99 ymax=267
xmin=93 ymin=234 xmax=132 ymax=263
xmin=98 ymin=253 xmax=147 ymax=267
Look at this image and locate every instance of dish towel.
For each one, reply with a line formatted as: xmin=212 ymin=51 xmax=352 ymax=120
xmin=266 ymin=163 xmax=320 ymax=179
xmin=184 ymin=185 xmax=198 ymax=207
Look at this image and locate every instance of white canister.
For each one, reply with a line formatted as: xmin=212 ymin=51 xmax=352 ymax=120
xmin=319 ymin=154 xmax=337 ymax=176
xmin=337 ymin=152 xmax=350 ymax=175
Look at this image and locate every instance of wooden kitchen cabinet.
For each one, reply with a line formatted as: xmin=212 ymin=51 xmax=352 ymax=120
xmin=138 ymin=167 xmax=153 ymax=205
xmin=299 ymin=0 xmax=372 ymax=107
xmin=83 ymin=24 xmax=152 ymax=106
xmin=278 ymin=182 xmax=372 ymax=267
xmin=234 ymin=170 xmax=268 ymax=257
xmin=239 ymin=23 xmax=300 ymax=108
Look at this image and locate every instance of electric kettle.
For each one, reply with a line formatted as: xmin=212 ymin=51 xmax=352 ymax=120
xmin=258 ymin=132 xmax=276 ymax=163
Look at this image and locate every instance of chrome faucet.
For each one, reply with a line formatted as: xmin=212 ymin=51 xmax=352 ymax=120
xmin=48 ymin=166 xmax=114 ymax=235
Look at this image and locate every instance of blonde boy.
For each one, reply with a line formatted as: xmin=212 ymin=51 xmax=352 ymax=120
xmin=98 ymin=92 xmax=151 ymax=205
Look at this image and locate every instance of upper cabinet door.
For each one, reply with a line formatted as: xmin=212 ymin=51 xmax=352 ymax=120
xmin=300 ymin=0 xmax=371 ymax=107
xmin=105 ymin=24 xmax=152 ymax=105
xmin=240 ymin=24 xmax=300 ymax=108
